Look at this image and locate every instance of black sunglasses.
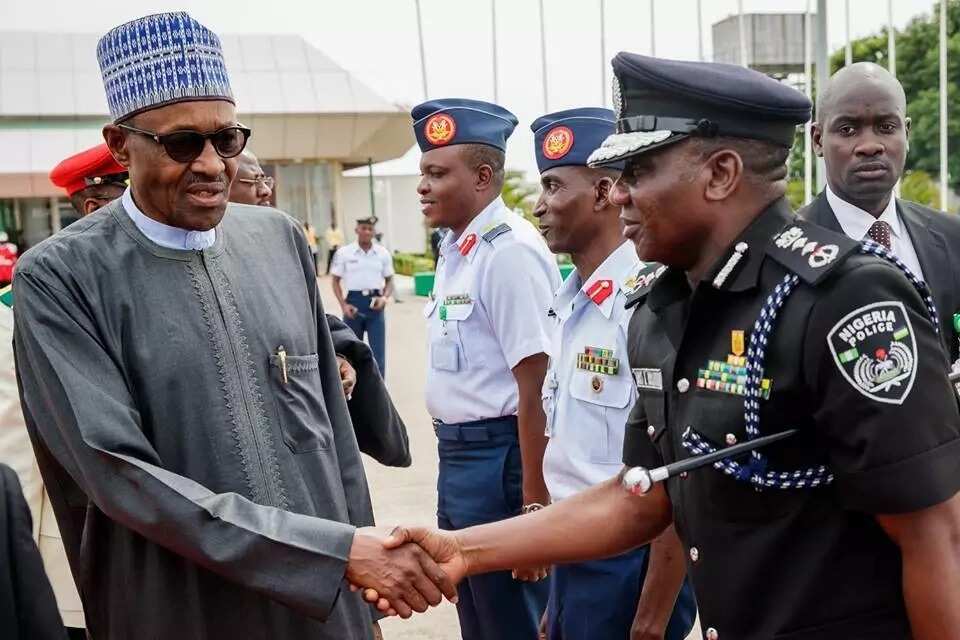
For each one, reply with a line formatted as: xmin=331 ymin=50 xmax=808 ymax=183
xmin=118 ymin=124 xmax=251 ymax=163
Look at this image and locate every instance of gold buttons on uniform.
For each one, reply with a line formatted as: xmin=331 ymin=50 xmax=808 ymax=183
xmin=725 ymin=433 xmax=737 ymax=445
xmin=677 ymin=378 xmax=690 ymax=393
xmin=689 ymin=547 xmax=699 ymax=563
xmin=706 ymin=628 xmax=719 ymax=640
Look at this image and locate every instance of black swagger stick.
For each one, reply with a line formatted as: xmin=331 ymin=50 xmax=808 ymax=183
xmin=625 ymin=369 xmax=960 ymax=496
xmin=622 ymin=428 xmax=798 ymax=495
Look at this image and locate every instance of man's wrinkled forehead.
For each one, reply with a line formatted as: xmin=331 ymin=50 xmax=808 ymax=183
xmin=826 ymin=91 xmax=906 ymax=125
xmin=819 ymin=72 xmax=907 ymax=124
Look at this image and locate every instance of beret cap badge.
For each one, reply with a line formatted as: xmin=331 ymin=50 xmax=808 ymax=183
xmin=542 ymin=126 xmax=574 ymax=160
xmin=425 ymin=113 xmax=457 ymax=146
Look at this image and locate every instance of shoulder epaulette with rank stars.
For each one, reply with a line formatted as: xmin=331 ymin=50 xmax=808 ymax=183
xmin=0 ymin=285 xmax=11 ymax=309
xmin=624 ymin=262 xmax=667 ymax=309
xmin=765 ymin=219 xmax=859 ymax=286
xmin=481 ymin=222 xmax=512 ymax=243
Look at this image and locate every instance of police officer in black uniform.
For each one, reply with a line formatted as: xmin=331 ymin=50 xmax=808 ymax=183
xmin=367 ymin=53 xmax=960 ymax=640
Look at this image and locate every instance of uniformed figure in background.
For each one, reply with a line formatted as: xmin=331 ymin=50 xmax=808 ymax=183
xmin=532 ymin=107 xmax=696 ymax=640
xmin=413 ymin=98 xmax=560 ymax=640
xmin=331 ymin=217 xmax=395 ymax=375
xmin=0 ymin=142 xmax=131 ymax=639
xmin=49 ymin=143 xmax=128 ymax=224
xmin=367 ymin=53 xmax=960 ymax=640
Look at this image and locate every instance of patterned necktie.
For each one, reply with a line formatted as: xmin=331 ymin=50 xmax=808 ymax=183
xmin=866 ymin=220 xmax=893 ymax=249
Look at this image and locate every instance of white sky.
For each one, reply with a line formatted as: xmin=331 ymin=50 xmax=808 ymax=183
xmin=1 ymin=0 xmax=942 ymax=177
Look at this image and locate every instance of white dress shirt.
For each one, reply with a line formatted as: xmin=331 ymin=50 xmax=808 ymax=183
xmin=330 ymin=242 xmax=394 ymax=291
xmin=542 ymin=242 xmax=641 ymax=501
xmin=826 ymin=185 xmax=926 ymax=282
xmin=122 ymin=188 xmax=216 ymax=251
xmin=424 ymin=197 xmax=561 ymax=424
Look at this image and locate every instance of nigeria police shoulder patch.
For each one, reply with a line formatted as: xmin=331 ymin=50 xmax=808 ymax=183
xmin=827 ymin=301 xmax=917 ymax=404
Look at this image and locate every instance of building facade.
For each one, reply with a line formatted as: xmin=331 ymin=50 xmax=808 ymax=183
xmin=0 ymin=31 xmax=414 ymax=249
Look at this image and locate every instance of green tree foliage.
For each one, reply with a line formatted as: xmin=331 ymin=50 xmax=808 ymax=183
xmin=900 ymin=169 xmax=942 ymax=208
xmin=826 ymin=1 xmax=960 ymax=193
xmin=501 ymin=169 xmax=540 ymax=225
xmin=786 ymin=179 xmax=806 ymax=210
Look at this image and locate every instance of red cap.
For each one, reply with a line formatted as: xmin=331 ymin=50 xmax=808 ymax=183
xmin=49 ymin=144 xmax=127 ymax=197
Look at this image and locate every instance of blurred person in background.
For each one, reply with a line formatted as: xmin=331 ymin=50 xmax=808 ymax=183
xmin=331 ymin=217 xmax=394 ymax=375
xmin=324 ymin=216 xmax=344 ymax=274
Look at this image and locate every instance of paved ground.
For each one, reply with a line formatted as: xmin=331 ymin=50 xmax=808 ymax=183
xmin=320 ymin=275 xmax=701 ymax=640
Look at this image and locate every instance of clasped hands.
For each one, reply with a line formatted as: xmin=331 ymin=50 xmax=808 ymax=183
xmin=345 ymin=526 xmax=465 ymax=618
xmin=347 ymin=525 xmax=548 ymax=618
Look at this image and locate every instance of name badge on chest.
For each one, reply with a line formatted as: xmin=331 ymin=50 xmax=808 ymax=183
xmin=632 ymin=367 xmax=663 ymax=391
xmin=440 ymin=293 xmax=474 ymax=322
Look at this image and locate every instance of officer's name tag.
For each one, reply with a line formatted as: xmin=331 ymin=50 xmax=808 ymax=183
xmin=632 ymin=367 xmax=663 ymax=391
xmin=441 ymin=302 xmax=474 ymax=321
xmin=431 ymin=337 xmax=461 ymax=372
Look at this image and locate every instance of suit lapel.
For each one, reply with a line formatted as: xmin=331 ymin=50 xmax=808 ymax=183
xmin=898 ymin=201 xmax=956 ymax=361
xmin=803 ymin=192 xmax=844 ymax=233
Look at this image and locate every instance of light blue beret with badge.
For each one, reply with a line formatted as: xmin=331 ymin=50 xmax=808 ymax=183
xmin=531 ymin=107 xmax=623 ymax=173
xmin=412 ymin=98 xmax=518 ymax=152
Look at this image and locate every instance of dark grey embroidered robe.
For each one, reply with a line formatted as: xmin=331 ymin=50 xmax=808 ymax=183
xmin=12 ymin=199 xmax=376 ymax=640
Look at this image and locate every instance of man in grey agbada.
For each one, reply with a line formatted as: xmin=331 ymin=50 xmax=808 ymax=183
xmin=12 ymin=13 xmax=452 ymax=640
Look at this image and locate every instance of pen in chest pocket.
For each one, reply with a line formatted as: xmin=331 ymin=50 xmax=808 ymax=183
xmin=277 ymin=345 xmax=288 ymax=384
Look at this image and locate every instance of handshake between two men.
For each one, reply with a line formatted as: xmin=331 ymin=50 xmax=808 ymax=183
xmin=345 ymin=473 xmax=673 ymax=618
xmin=345 ymin=526 xmax=465 ymax=619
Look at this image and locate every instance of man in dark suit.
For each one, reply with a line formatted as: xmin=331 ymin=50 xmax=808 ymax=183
xmin=801 ymin=61 xmax=960 ymax=365
xmin=0 ymin=463 xmax=66 ymax=640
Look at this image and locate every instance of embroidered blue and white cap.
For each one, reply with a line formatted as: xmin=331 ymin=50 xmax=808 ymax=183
xmin=97 ymin=12 xmax=235 ymax=123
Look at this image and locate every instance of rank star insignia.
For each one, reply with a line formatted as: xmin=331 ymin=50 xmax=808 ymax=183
xmin=828 ymin=300 xmax=917 ymax=405
xmin=425 ymin=113 xmax=456 ymax=146
xmin=543 ymin=126 xmax=574 ymax=160
xmin=773 ymin=226 xmax=839 ymax=269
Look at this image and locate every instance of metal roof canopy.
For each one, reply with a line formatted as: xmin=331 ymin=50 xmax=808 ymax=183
xmin=0 ymin=31 xmax=414 ymax=197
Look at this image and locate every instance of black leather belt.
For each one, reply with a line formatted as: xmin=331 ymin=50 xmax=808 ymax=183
xmin=432 ymin=416 xmax=518 ymax=442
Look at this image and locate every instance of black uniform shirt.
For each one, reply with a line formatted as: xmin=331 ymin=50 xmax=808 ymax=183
xmin=624 ymin=198 xmax=960 ymax=640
